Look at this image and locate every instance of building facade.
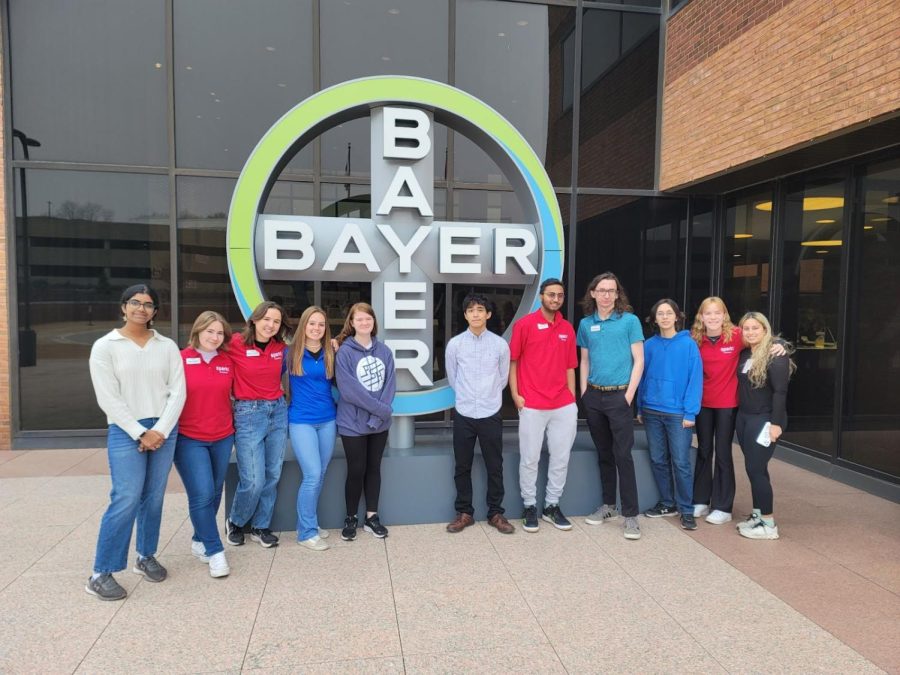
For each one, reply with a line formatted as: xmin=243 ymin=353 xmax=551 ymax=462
xmin=1 ymin=0 xmax=898 ymax=486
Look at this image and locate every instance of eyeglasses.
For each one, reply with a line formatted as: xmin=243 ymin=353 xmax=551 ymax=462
xmin=126 ymin=299 xmax=156 ymax=311
xmin=594 ymin=289 xmax=617 ymax=296
xmin=543 ymin=292 xmax=565 ymax=300
xmin=656 ymin=311 xmax=676 ymax=318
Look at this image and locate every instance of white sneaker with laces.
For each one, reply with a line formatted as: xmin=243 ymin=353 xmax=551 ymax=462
xmin=318 ymin=528 xmax=330 ymax=539
xmin=738 ymin=520 xmax=779 ymax=540
xmin=298 ymin=535 xmax=329 ymax=551
xmin=737 ymin=513 xmax=761 ymax=530
xmin=208 ymin=552 xmax=230 ymax=578
xmin=191 ymin=540 xmax=209 ymax=563
xmin=705 ymin=510 xmax=732 ymax=525
xmin=693 ymin=504 xmax=710 ymax=518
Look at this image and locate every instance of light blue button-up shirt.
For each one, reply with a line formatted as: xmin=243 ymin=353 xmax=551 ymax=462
xmin=445 ymin=328 xmax=511 ymax=419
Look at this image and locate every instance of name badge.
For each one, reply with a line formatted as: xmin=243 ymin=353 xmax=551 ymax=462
xmin=537 ymin=323 xmax=549 ymax=330
xmin=246 ymin=349 xmax=260 ymax=357
xmin=590 ymin=324 xmax=601 ymax=332
xmin=742 ymin=359 xmax=752 ymax=374
xmin=185 ymin=357 xmax=201 ymax=365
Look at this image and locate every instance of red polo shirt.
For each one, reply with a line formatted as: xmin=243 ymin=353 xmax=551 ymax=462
xmin=229 ymin=333 xmax=285 ymax=401
xmin=178 ymin=347 xmax=235 ymax=441
xmin=510 ymin=309 xmax=577 ymax=410
xmin=699 ymin=327 xmax=743 ymax=408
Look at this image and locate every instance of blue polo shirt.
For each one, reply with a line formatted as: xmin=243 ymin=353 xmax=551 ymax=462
xmin=576 ymin=311 xmax=644 ymax=386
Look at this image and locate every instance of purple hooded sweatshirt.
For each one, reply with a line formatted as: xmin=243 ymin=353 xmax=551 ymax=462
xmin=335 ymin=336 xmax=396 ymax=436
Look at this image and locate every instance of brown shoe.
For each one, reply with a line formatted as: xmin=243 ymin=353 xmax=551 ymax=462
xmin=446 ymin=512 xmax=475 ymax=533
xmin=488 ymin=513 xmax=515 ymax=534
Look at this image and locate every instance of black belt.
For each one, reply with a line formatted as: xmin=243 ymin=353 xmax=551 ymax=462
xmin=589 ymin=384 xmax=628 ymax=392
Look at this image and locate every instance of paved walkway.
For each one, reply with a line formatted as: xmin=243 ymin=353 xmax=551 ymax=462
xmin=0 ymin=447 xmax=898 ymax=674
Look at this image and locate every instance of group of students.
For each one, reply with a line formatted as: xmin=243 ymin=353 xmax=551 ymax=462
xmin=447 ymin=273 xmax=792 ymax=545
xmin=85 ymin=284 xmax=395 ymax=601
xmin=84 ymin=275 xmax=792 ymax=601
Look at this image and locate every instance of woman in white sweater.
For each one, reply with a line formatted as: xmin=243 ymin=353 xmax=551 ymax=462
xmin=85 ymin=284 xmax=186 ymax=601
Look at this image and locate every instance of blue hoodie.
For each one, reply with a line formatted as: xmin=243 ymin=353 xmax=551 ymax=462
xmin=636 ymin=330 xmax=702 ymax=422
xmin=335 ymin=336 xmax=396 ymax=436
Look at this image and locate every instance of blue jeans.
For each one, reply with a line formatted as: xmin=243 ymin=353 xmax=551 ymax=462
xmin=643 ymin=410 xmax=694 ymax=515
xmin=229 ymin=397 xmax=287 ymax=529
xmin=173 ymin=433 xmax=234 ymax=556
xmin=289 ymin=420 xmax=337 ymax=541
xmin=93 ymin=419 xmax=177 ymax=574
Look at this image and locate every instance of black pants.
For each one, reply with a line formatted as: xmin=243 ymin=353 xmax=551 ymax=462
xmin=583 ymin=389 xmax=639 ymax=517
xmin=693 ymin=407 xmax=737 ymax=512
xmin=342 ymin=431 xmax=388 ymax=516
xmin=453 ymin=412 xmax=504 ymax=518
xmin=735 ymin=411 xmax=776 ymax=514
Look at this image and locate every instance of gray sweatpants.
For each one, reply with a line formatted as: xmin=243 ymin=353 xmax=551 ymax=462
xmin=518 ymin=403 xmax=578 ymax=507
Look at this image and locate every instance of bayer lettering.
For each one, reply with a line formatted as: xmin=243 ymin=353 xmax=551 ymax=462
xmin=258 ymin=107 xmax=539 ymax=389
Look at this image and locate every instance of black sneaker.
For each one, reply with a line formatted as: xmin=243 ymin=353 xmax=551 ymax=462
xmin=680 ymin=513 xmax=698 ymax=530
xmin=85 ymin=573 xmax=127 ymax=601
xmin=250 ymin=528 xmax=279 ymax=548
xmin=644 ymin=501 xmax=678 ymax=518
xmin=341 ymin=515 xmax=358 ymax=541
xmin=364 ymin=514 xmax=388 ymax=538
xmin=541 ymin=504 xmax=573 ymax=531
xmin=226 ymin=520 xmax=244 ymax=546
xmin=522 ymin=505 xmax=539 ymax=533
xmin=133 ymin=555 xmax=167 ymax=582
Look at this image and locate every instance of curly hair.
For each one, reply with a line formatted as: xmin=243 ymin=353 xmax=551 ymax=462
xmin=581 ymin=272 xmax=633 ymax=316
xmin=691 ymin=296 xmax=735 ymax=346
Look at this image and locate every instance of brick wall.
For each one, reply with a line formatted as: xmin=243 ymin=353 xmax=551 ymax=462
xmin=660 ymin=0 xmax=900 ymax=191
xmin=0 ymin=42 xmax=10 ymax=449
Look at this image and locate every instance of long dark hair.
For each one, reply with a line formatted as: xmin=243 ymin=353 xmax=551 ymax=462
xmin=581 ymin=272 xmax=633 ymax=316
xmin=240 ymin=301 xmax=288 ymax=346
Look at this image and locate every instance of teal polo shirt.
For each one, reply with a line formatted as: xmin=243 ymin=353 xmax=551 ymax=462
xmin=576 ymin=311 xmax=644 ymax=386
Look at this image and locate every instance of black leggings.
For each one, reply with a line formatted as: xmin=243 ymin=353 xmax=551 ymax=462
xmin=735 ymin=411 xmax=776 ymax=514
xmin=342 ymin=431 xmax=388 ymax=516
xmin=693 ymin=407 xmax=737 ymax=512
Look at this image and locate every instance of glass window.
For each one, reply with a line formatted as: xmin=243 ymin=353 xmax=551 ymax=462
xmin=841 ymin=158 xmax=900 ymax=477
xmin=320 ymin=0 xmax=448 ymax=87
xmin=574 ymin=195 xmax=687 ymax=328
xmin=723 ymin=189 xmax=773 ymax=315
xmin=780 ymin=176 xmax=846 ymax=454
xmin=577 ymin=9 xmax=660 ymax=189
xmin=455 ymin=1 xmax=575 ymax=186
xmin=9 ymin=0 xmax=167 ymax=165
xmin=687 ymin=198 xmax=714 ymax=314
xmin=177 ymin=178 xmax=314 ymax=345
xmin=15 ymin=170 xmax=170 ymax=430
xmin=174 ymin=0 xmax=314 ymax=172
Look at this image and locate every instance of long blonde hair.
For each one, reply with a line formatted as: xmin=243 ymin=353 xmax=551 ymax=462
xmin=691 ymin=296 xmax=736 ymax=346
xmin=288 ymin=306 xmax=334 ymax=379
xmin=739 ymin=312 xmax=795 ymax=387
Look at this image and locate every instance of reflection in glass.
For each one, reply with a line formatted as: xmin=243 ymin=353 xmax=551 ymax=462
xmin=453 ymin=190 xmax=525 ymax=225
xmin=578 ymin=9 xmax=659 ymax=189
xmin=15 ymin=171 xmax=170 ymax=430
xmin=841 ymin=159 xmax=900 ymax=477
xmin=780 ymin=177 xmax=846 ymax=454
xmin=574 ymin=195 xmax=687 ymax=328
xmin=174 ymin=0 xmax=314 ymax=171
xmin=723 ymin=189 xmax=773 ymax=314
xmin=455 ymin=1 xmax=574 ymax=186
xmin=687 ymin=198 xmax=714 ymax=314
xmin=9 ymin=0 xmax=167 ymax=165
xmin=321 ymin=0 xmax=448 ymax=86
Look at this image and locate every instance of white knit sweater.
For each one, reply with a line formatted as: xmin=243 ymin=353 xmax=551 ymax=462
xmin=89 ymin=329 xmax=186 ymax=440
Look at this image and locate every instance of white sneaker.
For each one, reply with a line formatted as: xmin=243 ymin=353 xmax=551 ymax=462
xmin=693 ymin=504 xmax=710 ymax=518
xmin=737 ymin=513 xmax=761 ymax=530
xmin=208 ymin=552 xmax=230 ymax=578
xmin=705 ymin=510 xmax=732 ymax=525
xmin=191 ymin=540 xmax=209 ymax=563
xmin=318 ymin=528 xmax=330 ymax=539
xmin=738 ymin=521 xmax=779 ymax=540
xmin=298 ymin=535 xmax=329 ymax=551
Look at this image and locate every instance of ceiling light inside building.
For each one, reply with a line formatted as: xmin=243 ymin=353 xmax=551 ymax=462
xmin=815 ymin=219 xmax=836 ymax=224
xmin=800 ymin=240 xmax=842 ymax=247
xmin=755 ymin=197 xmax=844 ymax=212
xmin=733 ymin=233 xmax=753 ymax=239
